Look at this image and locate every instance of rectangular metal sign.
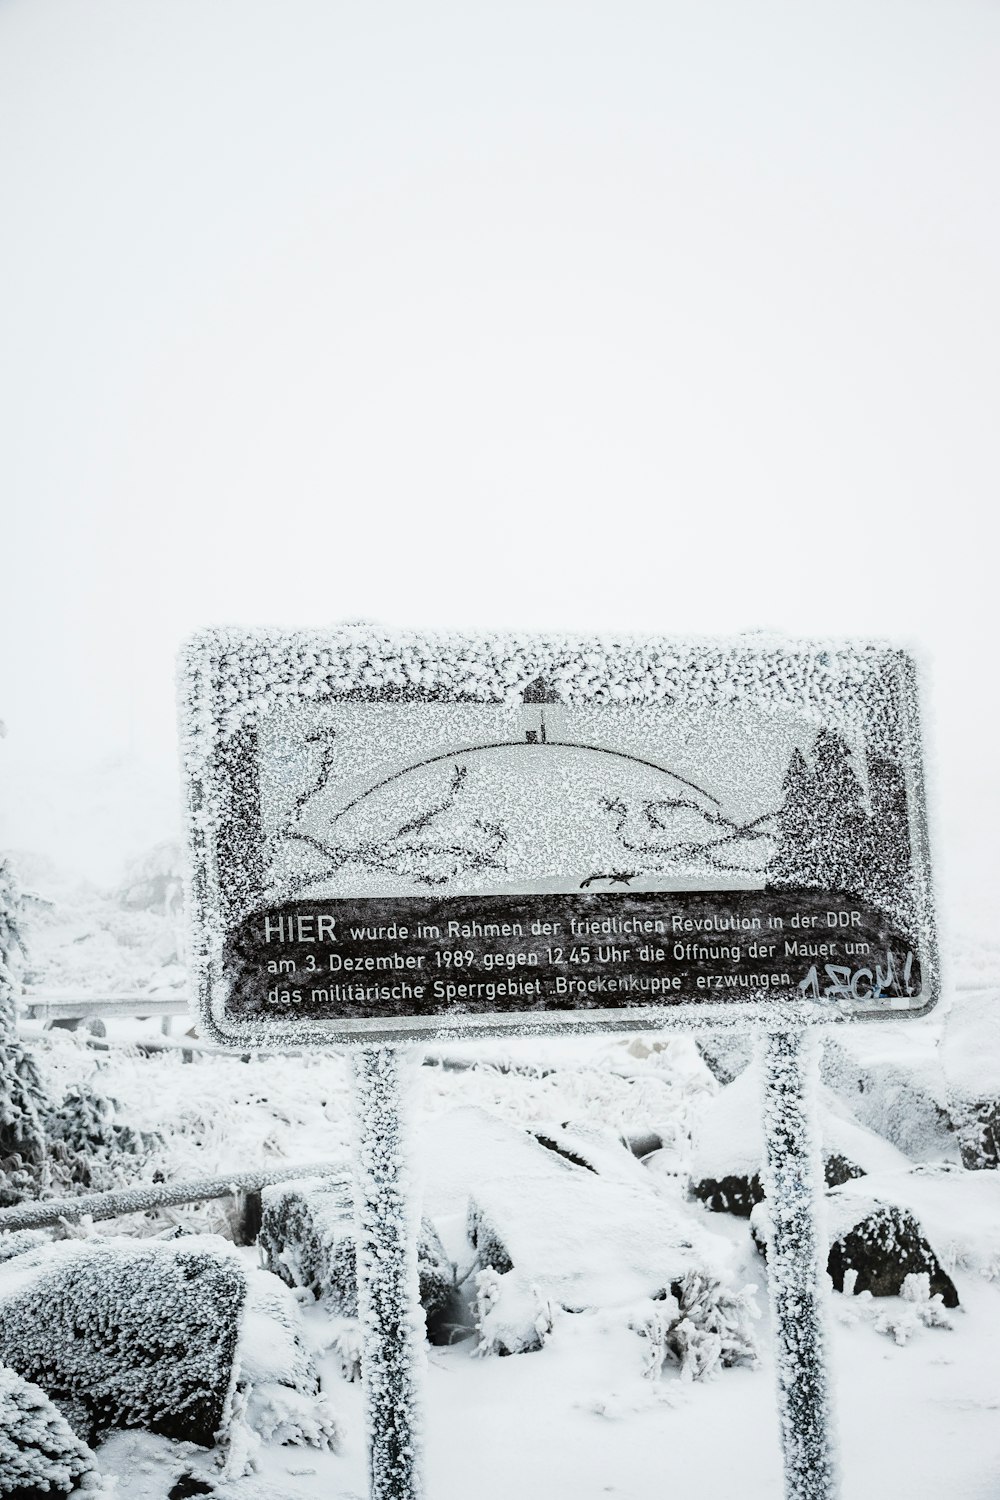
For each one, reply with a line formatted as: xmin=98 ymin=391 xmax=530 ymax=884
xmin=179 ymin=629 xmax=938 ymax=1046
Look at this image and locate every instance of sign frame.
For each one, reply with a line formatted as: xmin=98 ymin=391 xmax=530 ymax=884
xmin=179 ymin=627 xmax=939 ymax=1050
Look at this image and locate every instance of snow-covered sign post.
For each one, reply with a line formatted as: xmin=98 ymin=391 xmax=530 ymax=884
xmin=178 ymin=629 xmax=938 ymax=1500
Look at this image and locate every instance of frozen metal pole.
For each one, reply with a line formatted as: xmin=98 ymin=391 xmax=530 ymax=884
xmin=350 ymin=1045 xmax=425 ymax=1500
xmin=759 ymin=1025 xmax=838 ymax=1500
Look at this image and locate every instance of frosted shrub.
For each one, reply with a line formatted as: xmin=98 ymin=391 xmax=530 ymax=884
xmin=0 ymin=1238 xmax=246 ymax=1448
xmin=631 ymin=1272 xmax=759 ymax=1382
xmin=0 ymin=1364 xmax=108 ymax=1498
xmin=237 ymin=1266 xmax=343 ymax=1453
xmin=0 ymin=1229 xmax=50 ymax=1264
xmin=473 ymin=1267 xmax=556 ymax=1356
xmin=865 ymin=1271 xmax=954 ymax=1346
xmin=46 ymin=1082 xmax=160 ymax=1192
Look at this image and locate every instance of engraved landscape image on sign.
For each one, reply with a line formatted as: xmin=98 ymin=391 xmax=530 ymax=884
xmin=259 ymin=680 xmax=913 ymax=916
xmin=232 ymin=674 xmax=922 ymax=1029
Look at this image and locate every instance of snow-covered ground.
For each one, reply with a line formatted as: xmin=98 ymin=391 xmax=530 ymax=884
xmin=5 ymin=853 xmax=1000 ymax=1498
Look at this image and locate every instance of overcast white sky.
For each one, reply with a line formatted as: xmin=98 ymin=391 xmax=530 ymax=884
xmin=1 ymin=0 xmax=998 ymax=931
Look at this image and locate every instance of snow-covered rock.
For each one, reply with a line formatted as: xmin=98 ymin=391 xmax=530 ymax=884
xmin=0 ymin=1364 xmax=109 ymax=1498
xmin=426 ymin=1106 xmax=734 ymax=1314
xmin=529 ymin=1120 xmax=652 ymax=1184
xmin=690 ymin=1059 xmax=912 ymax=1215
xmin=259 ymin=1173 xmax=357 ymax=1312
xmin=751 ymin=1193 xmax=959 ymax=1307
xmin=820 ymin=1163 xmax=1000 ymax=1281
xmin=825 ymin=1196 xmax=959 ymax=1306
xmin=237 ymin=1265 xmax=342 ymax=1453
xmin=433 ymin=1105 xmax=761 ymax=1373
xmin=820 ymin=1026 xmax=955 ymax=1163
xmin=0 ymin=1232 xmax=344 ymax=1466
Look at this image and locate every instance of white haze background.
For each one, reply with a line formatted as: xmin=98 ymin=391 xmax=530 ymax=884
xmin=1 ymin=0 xmax=997 ymax=940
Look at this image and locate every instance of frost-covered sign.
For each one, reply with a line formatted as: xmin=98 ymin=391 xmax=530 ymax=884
xmin=179 ymin=629 xmax=938 ymax=1047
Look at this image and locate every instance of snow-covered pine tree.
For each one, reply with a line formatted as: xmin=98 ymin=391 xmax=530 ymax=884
xmin=768 ymin=733 xmax=873 ymax=899
xmin=0 ymin=858 xmax=49 ymax=1207
xmin=810 ymin=729 xmax=872 ymax=895
xmin=767 ymin=747 xmax=819 ymax=888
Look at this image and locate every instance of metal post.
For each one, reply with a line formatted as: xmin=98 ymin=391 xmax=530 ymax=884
xmin=350 ymin=1045 xmax=425 ymax=1500
xmin=759 ymin=1025 xmax=838 ymax=1500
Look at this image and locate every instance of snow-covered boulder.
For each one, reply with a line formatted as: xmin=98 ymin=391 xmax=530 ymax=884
xmin=258 ymin=1173 xmax=458 ymax=1341
xmin=425 ymin=1106 xmax=737 ymax=1321
xmin=0 ymin=1234 xmax=343 ymax=1465
xmin=690 ymin=1060 xmax=912 ymax=1216
xmin=259 ymin=1173 xmax=357 ymax=1312
xmin=751 ymin=1193 xmax=959 ymax=1307
xmin=820 ymin=1027 xmax=955 ymax=1162
xmin=445 ymin=1106 xmax=758 ymax=1372
xmin=529 ymin=1121 xmax=652 ymax=1184
xmin=826 ymin=1198 xmax=959 ymax=1306
xmin=942 ymin=990 xmax=1000 ymax=1169
xmin=0 ymin=1238 xmax=245 ymax=1447
xmin=0 ymin=1364 xmax=108 ymax=1498
xmin=818 ymin=1163 xmax=1000 ymax=1282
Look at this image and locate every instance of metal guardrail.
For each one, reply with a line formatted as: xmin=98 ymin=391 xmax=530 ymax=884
xmin=0 ymin=1159 xmax=347 ymax=1235
xmin=22 ymin=994 xmax=191 ymax=1022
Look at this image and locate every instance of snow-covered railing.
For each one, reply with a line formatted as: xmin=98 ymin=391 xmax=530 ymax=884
xmin=0 ymin=1159 xmax=346 ymax=1236
xmin=21 ymin=994 xmax=191 ymax=1021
